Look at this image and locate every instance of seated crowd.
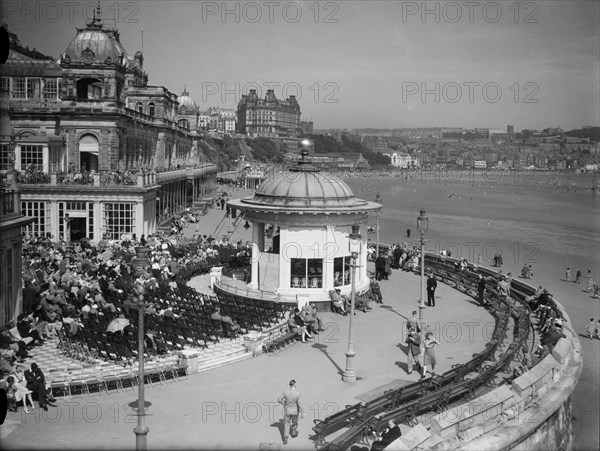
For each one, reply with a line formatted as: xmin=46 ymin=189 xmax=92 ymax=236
xmin=1 ymin=230 xmax=255 ymax=383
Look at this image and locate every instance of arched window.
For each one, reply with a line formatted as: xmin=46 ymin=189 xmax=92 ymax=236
xmin=148 ymin=102 xmax=155 ymax=117
xmin=78 ymin=134 xmax=99 ymax=172
xmin=136 ymin=102 xmax=143 ymax=114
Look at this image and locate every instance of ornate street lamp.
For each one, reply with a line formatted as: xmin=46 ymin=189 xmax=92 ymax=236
xmin=375 ymin=194 xmax=382 ymax=256
xmin=416 ymin=209 xmax=429 ymax=338
xmin=124 ymin=251 xmax=151 ymax=450
xmin=64 ymin=213 xmax=71 ymax=243
xmin=343 ymin=224 xmax=362 ymax=383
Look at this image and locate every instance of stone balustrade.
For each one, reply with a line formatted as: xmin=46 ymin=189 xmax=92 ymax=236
xmin=386 ymin=266 xmax=582 ymax=451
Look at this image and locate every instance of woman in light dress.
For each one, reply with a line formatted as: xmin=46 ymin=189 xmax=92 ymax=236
xmin=11 ymin=365 xmax=35 ymax=413
xmin=421 ymin=332 xmax=440 ymax=379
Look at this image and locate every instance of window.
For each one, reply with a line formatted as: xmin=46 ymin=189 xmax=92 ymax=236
xmin=21 ymin=145 xmax=44 ymax=171
xmin=22 ymin=201 xmax=50 ymax=237
xmin=290 ymin=258 xmax=323 ymax=288
xmin=43 ymin=78 xmax=60 ymax=100
xmin=136 ymin=102 xmax=143 ymax=114
xmin=104 ymin=202 xmax=136 ymax=240
xmin=0 ymin=144 xmax=13 ymax=170
xmin=3 ymin=189 xmax=15 ymax=214
xmin=48 ymin=145 xmax=64 ymax=173
xmin=333 ymin=256 xmax=352 ymax=287
xmin=0 ymin=77 xmax=9 ymax=93
xmin=27 ymin=78 xmax=40 ymax=99
xmin=12 ymin=78 xmax=26 ymax=99
xmin=148 ymin=102 xmax=155 ymax=116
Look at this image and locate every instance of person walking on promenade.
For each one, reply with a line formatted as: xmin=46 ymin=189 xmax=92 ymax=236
xmin=278 ymin=379 xmax=304 ymax=445
xmin=405 ymin=330 xmax=422 ymax=375
xmin=426 ymin=273 xmax=437 ymax=306
xmin=407 ymin=310 xmax=420 ymax=334
xmin=575 ymin=268 xmax=582 ymax=284
xmin=421 ymin=332 xmax=439 ymax=379
xmin=565 ymin=267 xmax=571 ymax=282
xmin=477 ymin=275 xmax=487 ymax=306
xmin=497 ymin=275 xmax=510 ymax=303
xmin=587 ymin=269 xmax=594 ymax=292
xmin=375 ymin=253 xmax=386 ymax=281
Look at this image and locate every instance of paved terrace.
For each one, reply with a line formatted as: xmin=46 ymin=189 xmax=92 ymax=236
xmin=1 ymin=262 xmax=491 ymax=450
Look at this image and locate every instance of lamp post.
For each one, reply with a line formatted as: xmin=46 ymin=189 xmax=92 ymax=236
xmin=343 ymin=224 xmax=362 ymax=383
xmin=416 ymin=209 xmax=429 ymax=340
xmin=126 ymin=251 xmax=151 ymax=450
xmin=374 ymin=194 xmax=382 ymax=256
xmin=64 ymin=213 xmax=71 ymax=243
xmin=131 ymin=290 xmax=149 ymax=450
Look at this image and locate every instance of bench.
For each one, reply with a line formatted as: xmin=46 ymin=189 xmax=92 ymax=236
xmin=262 ymin=327 xmax=298 ymax=354
xmin=312 ymin=402 xmax=367 ymax=446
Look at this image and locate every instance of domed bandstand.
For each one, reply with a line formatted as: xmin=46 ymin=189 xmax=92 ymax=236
xmin=221 ymin=149 xmax=382 ymax=310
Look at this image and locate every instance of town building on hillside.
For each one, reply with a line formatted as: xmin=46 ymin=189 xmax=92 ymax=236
xmin=0 ymin=7 xmax=216 ymax=242
xmin=385 ymin=152 xmax=419 ymax=168
xmin=236 ymin=89 xmax=301 ymax=138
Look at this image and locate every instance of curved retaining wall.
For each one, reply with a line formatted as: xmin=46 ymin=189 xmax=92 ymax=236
xmin=389 ymin=264 xmax=583 ymax=451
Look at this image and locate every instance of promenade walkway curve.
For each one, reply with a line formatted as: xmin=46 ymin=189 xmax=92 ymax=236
xmin=0 ymin=258 xmax=489 ymax=450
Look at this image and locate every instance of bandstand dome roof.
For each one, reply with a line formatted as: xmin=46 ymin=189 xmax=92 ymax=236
xmin=234 ymin=151 xmax=381 ymax=213
xmin=251 ymin=170 xmax=358 ymax=208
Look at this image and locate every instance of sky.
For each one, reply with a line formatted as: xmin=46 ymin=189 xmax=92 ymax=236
xmin=3 ymin=0 xmax=599 ymax=131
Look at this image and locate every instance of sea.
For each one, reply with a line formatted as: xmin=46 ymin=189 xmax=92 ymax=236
xmin=344 ymin=171 xmax=600 ymax=276
xmin=345 ymin=169 xmax=600 ymax=451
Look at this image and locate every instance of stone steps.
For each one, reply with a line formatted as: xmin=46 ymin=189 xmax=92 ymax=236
xmin=196 ymin=347 xmax=253 ymax=373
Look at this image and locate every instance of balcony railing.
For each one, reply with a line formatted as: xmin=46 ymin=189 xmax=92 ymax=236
xmin=13 ymin=169 xmax=157 ymax=188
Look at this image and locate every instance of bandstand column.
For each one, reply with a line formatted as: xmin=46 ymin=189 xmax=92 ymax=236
xmin=248 ymin=222 xmax=262 ymax=289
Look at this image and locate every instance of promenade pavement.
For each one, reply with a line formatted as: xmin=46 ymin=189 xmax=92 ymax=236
xmin=0 ymin=264 xmax=492 ymax=450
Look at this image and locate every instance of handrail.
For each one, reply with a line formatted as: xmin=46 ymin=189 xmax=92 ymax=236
xmin=315 ymin=254 xmax=536 ymax=449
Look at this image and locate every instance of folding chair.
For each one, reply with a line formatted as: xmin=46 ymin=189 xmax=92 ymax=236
xmin=68 ymin=371 xmax=88 ymax=397
xmin=83 ymin=374 xmax=104 ymax=397
xmin=143 ymin=361 xmax=166 ymax=387
xmin=49 ymin=374 xmax=71 ymax=398
xmin=115 ymin=369 xmax=137 ymax=391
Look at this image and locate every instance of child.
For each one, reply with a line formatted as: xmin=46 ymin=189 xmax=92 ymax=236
xmin=6 ymin=376 xmax=18 ymax=412
xmin=586 ymin=318 xmax=595 ymax=339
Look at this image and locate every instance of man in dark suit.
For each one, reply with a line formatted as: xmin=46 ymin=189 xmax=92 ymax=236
xmin=426 ymin=273 xmax=437 ymax=306
xmin=24 ymin=362 xmax=56 ymax=410
xmin=477 ymin=275 xmax=487 ymax=306
xmin=375 ymin=253 xmax=386 ymax=281
xmin=371 ymin=419 xmax=402 ymax=451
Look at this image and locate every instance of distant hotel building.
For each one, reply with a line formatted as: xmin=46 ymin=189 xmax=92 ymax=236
xmin=385 ymin=152 xmax=419 ymax=168
xmin=236 ymin=89 xmax=301 ymax=138
xmin=0 ymin=7 xmax=216 ymax=242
